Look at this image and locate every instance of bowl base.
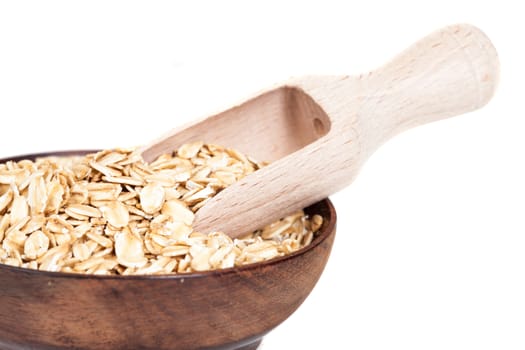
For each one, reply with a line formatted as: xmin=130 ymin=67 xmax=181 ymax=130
xmin=209 ymin=336 xmax=262 ymax=350
xmin=234 ymin=338 xmax=262 ymax=350
xmin=0 ymin=338 xmax=264 ymax=350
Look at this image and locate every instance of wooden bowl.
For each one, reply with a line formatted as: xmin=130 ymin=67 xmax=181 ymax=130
xmin=0 ymin=151 xmax=337 ymax=350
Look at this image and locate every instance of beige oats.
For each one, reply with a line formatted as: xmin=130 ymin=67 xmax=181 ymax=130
xmin=101 ymin=201 xmax=129 ymax=228
xmin=96 ymin=151 xmax=127 ymax=166
xmin=0 ymin=143 xmax=324 ymax=275
xmin=6 ymin=229 xmax=28 ymax=246
xmin=27 ymin=176 xmax=48 ymax=215
xmin=23 ymin=231 xmax=49 ymax=260
xmin=0 ymin=215 xmax=10 ymax=242
xmin=66 ymin=204 xmax=102 ymax=218
xmin=38 ymin=244 xmax=69 ymax=272
xmin=45 ymin=180 xmax=65 ymax=214
xmin=177 ymin=141 xmax=203 ymax=159
xmin=86 ymin=231 xmax=113 ymax=249
xmin=115 ymin=231 xmax=147 ymax=268
xmin=10 ymin=194 xmax=29 ymax=225
xmin=139 ymin=183 xmax=165 ymax=214
xmin=0 ymin=189 xmax=13 ymax=214
xmin=22 ymin=215 xmax=45 ymax=235
xmin=162 ymin=199 xmax=194 ymax=226
xmin=311 ymin=215 xmax=323 ymax=232
xmin=89 ymin=161 xmax=121 ymax=178
xmin=72 ymin=242 xmax=91 ymax=261
xmin=161 ymin=245 xmax=190 ymax=257
xmin=103 ymin=176 xmax=143 ymax=187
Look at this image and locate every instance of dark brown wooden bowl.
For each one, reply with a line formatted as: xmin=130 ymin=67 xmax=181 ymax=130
xmin=0 ymin=151 xmax=337 ymax=350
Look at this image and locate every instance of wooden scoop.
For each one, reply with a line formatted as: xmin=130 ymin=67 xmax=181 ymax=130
xmin=141 ymin=24 xmax=499 ymax=237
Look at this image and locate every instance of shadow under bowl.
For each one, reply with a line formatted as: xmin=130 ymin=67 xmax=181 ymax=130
xmin=0 ymin=151 xmax=337 ymax=350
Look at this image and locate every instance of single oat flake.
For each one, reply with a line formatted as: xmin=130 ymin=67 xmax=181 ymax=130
xmin=0 ymin=143 xmax=323 ymax=275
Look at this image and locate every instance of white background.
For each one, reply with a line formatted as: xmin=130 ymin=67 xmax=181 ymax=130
xmin=0 ymin=1 xmax=523 ymax=349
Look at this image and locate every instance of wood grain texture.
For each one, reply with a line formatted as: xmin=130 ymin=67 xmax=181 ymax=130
xmin=141 ymin=24 xmax=499 ymax=238
xmin=0 ymin=150 xmax=336 ymax=350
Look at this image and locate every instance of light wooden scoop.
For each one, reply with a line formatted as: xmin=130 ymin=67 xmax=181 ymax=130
xmin=141 ymin=24 xmax=499 ymax=237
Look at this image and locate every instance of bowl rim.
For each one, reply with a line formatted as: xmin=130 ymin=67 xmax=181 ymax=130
xmin=0 ymin=150 xmax=337 ymax=281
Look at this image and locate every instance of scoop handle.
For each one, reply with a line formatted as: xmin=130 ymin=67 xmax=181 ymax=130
xmin=349 ymin=23 xmax=499 ymax=155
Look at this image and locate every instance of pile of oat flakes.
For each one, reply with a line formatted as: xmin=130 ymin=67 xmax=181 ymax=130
xmin=0 ymin=142 xmax=322 ymax=275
